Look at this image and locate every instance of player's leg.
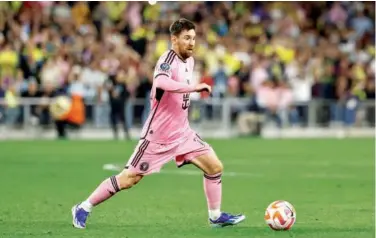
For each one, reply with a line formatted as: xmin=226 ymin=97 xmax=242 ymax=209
xmin=72 ymin=139 xmax=174 ymax=229
xmin=177 ymin=133 xmax=245 ymax=227
xmin=192 ymin=151 xmax=246 ymax=227
xmin=72 ymin=169 xmax=143 ymax=229
xmin=72 ymin=139 xmax=150 ymax=229
xmin=84 ymin=169 xmax=143 ymax=207
xmin=190 ymin=150 xmax=223 ymax=216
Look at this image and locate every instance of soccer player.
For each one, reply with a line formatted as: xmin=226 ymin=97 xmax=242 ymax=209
xmin=72 ymin=18 xmax=246 ymax=229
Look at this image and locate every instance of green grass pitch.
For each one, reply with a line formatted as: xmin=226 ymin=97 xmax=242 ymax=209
xmin=0 ymin=138 xmax=374 ymax=238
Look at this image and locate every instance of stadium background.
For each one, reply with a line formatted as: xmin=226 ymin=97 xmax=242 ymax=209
xmin=0 ymin=1 xmax=374 ymax=139
xmin=0 ymin=2 xmax=374 ymax=238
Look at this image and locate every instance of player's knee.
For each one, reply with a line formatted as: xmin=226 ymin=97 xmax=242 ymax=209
xmin=117 ymin=175 xmax=136 ymax=189
xmin=207 ymin=160 xmax=224 ymax=175
xmin=116 ymin=170 xmax=141 ymax=189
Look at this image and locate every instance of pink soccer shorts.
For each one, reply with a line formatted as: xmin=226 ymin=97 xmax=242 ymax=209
xmin=125 ymin=131 xmax=213 ymax=175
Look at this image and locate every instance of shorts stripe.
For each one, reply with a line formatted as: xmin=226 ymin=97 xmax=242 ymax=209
xmin=131 ymin=140 xmax=150 ymax=167
xmin=195 ymin=133 xmax=203 ymax=140
xmin=204 ymin=173 xmax=222 ymax=180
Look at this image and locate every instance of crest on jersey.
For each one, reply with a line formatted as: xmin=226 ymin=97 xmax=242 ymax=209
xmin=159 ymin=62 xmax=171 ymax=72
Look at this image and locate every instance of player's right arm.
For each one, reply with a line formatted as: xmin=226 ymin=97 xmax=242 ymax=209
xmin=153 ymin=61 xmax=211 ymax=94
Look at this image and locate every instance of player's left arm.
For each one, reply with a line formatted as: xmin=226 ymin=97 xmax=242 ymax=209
xmin=153 ymin=60 xmax=196 ymax=93
xmin=153 ymin=58 xmax=211 ymax=94
xmin=154 ymin=73 xmax=196 ymax=93
xmin=155 ymin=74 xmax=211 ymax=94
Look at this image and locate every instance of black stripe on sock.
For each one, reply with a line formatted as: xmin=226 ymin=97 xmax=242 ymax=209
xmin=110 ymin=176 xmax=120 ymax=192
xmin=204 ymin=173 xmax=222 ymax=180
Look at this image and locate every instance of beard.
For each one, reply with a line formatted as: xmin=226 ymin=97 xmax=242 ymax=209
xmin=179 ymin=47 xmax=194 ymax=59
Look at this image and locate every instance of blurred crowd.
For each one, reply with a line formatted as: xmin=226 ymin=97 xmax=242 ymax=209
xmin=0 ymin=1 xmax=375 ymax=129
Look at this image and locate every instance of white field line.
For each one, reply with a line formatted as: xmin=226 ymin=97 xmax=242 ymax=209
xmin=222 ymin=159 xmax=374 ymax=167
xmin=102 ymin=163 xmax=369 ymax=180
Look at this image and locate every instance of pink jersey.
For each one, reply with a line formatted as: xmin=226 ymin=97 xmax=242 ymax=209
xmin=140 ymin=50 xmax=196 ymax=144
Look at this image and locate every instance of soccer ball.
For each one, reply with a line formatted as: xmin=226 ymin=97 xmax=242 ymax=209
xmin=49 ymin=95 xmax=72 ymax=120
xmin=264 ymin=200 xmax=296 ymax=231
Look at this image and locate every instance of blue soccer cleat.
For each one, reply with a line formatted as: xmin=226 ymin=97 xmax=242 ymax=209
xmin=71 ymin=204 xmax=90 ymax=229
xmin=209 ymin=212 xmax=246 ymax=227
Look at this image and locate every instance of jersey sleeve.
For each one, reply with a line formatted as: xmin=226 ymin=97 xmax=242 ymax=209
xmin=153 ymin=59 xmax=174 ymax=80
xmin=152 ymin=56 xmax=195 ymax=93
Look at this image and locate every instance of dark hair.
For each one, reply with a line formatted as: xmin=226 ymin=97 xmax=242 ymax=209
xmin=169 ymin=18 xmax=196 ymax=36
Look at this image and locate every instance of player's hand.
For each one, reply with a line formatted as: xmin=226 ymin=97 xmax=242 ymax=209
xmin=195 ymin=83 xmax=212 ymax=93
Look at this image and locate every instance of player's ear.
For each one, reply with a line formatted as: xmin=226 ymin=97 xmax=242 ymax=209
xmin=171 ymin=34 xmax=178 ymax=44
